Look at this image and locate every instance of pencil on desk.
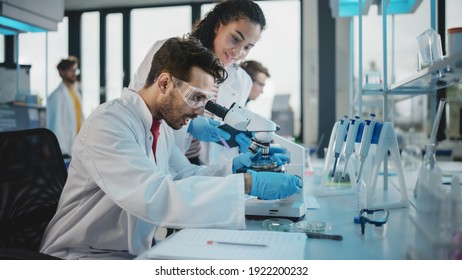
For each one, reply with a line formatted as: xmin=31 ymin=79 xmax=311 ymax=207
xmin=207 ymin=240 xmax=267 ymax=247
xmin=306 ymin=232 xmax=343 ymax=241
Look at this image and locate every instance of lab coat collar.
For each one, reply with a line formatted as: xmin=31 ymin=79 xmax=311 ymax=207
xmin=121 ymin=88 xmax=155 ymax=136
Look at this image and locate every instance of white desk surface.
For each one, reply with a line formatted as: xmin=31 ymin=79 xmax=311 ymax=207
xmin=247 ymin=169 xmax=415 ymax=260
xmin=138 ymin=159 xmax=462 ymax=260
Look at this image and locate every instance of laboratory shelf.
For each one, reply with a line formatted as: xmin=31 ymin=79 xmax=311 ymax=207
xmin=363 ymin=88 xmax=435 ymax=96
xmin=362 ymin=51 xmax=462 ymax=96
xmin=390 ymin=50 xmax=462 ymax=92
xmin=363 ymin=88 xmax=436 ymax=106
xmin=362 ymin=89 xmax=383 ymax=95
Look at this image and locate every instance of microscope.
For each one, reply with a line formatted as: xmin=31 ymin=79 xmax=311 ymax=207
xmin=205 ymin=101 xmax=307 ymax=221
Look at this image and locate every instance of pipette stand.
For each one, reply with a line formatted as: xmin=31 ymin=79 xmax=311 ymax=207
xmin=319 ymin=121 xmax=355 ymax=196
xmin=367 ymin=122 xmax=409 ymax=209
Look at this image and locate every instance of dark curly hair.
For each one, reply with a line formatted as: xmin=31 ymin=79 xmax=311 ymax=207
xmin=189 ymin=0 xmax=266 ymax=51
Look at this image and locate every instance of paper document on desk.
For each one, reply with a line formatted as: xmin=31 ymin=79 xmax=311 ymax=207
xmin=146 ymin=228 xmax=306 ymax=260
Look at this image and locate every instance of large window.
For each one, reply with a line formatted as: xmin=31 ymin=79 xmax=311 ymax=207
xmin=17 ymin=18 xmax=68 ymax=106
xmin=19 ymin=33 xmax=46 ymax=100
xmin=248 ymin=0 xmax=301 ymax=136
xmin=47 ymin=17 xmax=69 ymax=100
xmin=81 ymin=12 xmax=100 ymax=117
xmin=130 ymin=6 xmax=192 ymax=80
xmin=106 ymin=13 xmax=123 ymax=102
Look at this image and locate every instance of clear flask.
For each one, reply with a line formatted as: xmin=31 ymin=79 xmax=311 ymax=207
xmin=414 ymin=144 xmax=441 ymax=200
xmin=413 ymin=144 xmax=443 ymax=258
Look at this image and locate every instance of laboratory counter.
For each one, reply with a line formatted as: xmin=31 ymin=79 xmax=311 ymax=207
xmin=245 ymin=199 xmax=414 ymax=260
xmin=138 ymin=160 xmax=462 ymax=260
xmin=245 ymin=169 xmax=416 ymax=260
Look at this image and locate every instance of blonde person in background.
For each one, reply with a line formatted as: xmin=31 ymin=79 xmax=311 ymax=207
xmin=130 ymin=0 xmax=266 ymax=166
xmin=240 ymin=60 xmax=270 ymax=105
xmin=46 ymin=56 xmax=84 ymax=157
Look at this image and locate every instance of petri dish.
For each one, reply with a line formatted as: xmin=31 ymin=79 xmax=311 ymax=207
xmin=262 ymin=218 xmax=294 ymax=232
xmin=295 ymin=220 xmax=328 ymax=233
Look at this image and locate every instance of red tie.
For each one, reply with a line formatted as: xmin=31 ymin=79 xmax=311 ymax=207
xmin=150 ymin=119 xmax=161 ymax=159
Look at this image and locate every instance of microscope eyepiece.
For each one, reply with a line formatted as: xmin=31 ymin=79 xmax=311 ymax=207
xmin=205 ymin=100 xmax=229 ymax=119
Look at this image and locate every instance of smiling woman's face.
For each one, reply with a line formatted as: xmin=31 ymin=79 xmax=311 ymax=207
xmin=213 ymin=18 xmax=262 ymax=67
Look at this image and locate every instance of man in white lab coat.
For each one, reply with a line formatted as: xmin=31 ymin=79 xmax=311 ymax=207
xmin=46 ymin=56 xmax=84 ymax=157
xmin=39 ymin=37 xmax=301 ymax=259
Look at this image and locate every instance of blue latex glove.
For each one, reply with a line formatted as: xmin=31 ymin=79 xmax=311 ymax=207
xmin=235 ymin=132 xmax=252 ymax=153
xmin=232 ymin=147 xmax=290 ymax=173
xmin=248 ymin=169 xmax=302 ymax=200
xmin=187 ymin=116 xmax=231 ymax=142
xmin=253 ymin=146 xmax=290 ymax=166
xmin=232 ymin=151 xmax=253 ymax=173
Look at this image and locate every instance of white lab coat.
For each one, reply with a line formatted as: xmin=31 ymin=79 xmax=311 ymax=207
xmin=129 ymin=39 xmax=252 ymax=166
xmin=40 ymin=88 xmax=246 ymax=259
xmin=46 ymin=81 xmax=84 ymax=156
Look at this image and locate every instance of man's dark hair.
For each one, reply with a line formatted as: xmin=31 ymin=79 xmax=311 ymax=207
xmin=145 ymin=36 xmax=227 ymax=88
xmin=189 ymin=0 xmax=266 ymax=51
xmin=240 ymin=60 xmax=270 ymax=81
xmin=57 ymin=56 xmax=79 ymax=72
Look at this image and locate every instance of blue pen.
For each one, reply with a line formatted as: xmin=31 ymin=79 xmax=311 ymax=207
xmin=218 ymin=135 xmax=231 ymax=151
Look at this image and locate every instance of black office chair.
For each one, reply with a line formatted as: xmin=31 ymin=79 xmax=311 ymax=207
xmin=0 ymin=128 xmax=67 ymax=260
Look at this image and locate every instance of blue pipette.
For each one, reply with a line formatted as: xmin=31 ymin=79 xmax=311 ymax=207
xmin=356 ymin=114 xmax=376 ymax=183
xmin=341 ymin=116 xmax=362 ymax=180
xmin=331 ymin=116 xmax=349 ymax=180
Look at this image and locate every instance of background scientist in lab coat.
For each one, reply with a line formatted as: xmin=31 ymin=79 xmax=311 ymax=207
xmin=46 ymin=56 xmax=84 ymax=157
xmin=240 ymin=60 xmax=270 ymax=104
xmin=39 ymin=36 xmax=301 ymax=259
xmin=130 ymin=0 xmax=265 ymax=166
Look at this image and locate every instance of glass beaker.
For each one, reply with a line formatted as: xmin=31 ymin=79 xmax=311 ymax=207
xmin=417 ymin=28 xmax=443 ymax=66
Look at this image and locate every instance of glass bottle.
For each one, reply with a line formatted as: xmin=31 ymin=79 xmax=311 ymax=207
xmin=414 ymin=143 xmax=440 ymax=200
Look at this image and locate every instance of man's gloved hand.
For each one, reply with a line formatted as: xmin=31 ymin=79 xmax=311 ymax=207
xmin=232 ymin=151 xmax=253 ymax=173
xmin=253 ymin=146 xmax=290 ymax=167
xmin=187 ymin=116 xmax=231 ymax=142
xmin=235 ymin=133 xmax=252 ymax=153
xmin=248 ymin=169 xmax=302 ymax=200
xmin=232 ymin=147 xmax=290 ymax=174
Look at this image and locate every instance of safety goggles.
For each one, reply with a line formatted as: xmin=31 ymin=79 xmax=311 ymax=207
xmin=172 ymin=76 xmax=212 ymax=109
xmin=359 ymin=208 xmax=389 ymax=235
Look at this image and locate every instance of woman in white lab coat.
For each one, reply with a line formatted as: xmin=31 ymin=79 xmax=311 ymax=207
xmin=46 ymin=57 xmax=84 ymax=157
xmin=130 ymin=0 xmax=266 ymax=167
xmin=39 ymin=37 xmax=301 ymax=259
